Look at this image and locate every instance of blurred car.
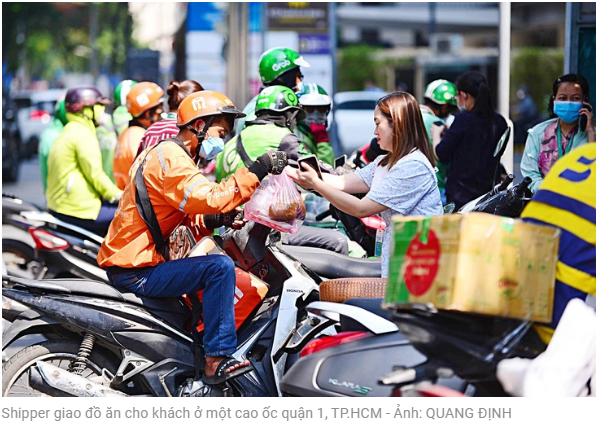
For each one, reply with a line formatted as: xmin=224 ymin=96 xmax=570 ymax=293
xmin=329 ymin=90 xmax=388 ymax=155
xmin=12 ymin=89 xmax=65 ymax=158
xmin=2 ymin=93 xmax=22 ymax=182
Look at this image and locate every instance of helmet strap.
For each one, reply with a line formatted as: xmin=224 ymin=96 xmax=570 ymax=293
xmin=285 ymin=109 xmax=300 ymax=131
xmin=187 ymin=116 xmax=214 ymax=165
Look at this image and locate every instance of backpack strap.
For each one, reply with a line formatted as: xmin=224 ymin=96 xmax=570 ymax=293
xmin=236 ymin=133 xmax=254 ymax=167
xmin=134 ymin=137 xmax=191 ymax=261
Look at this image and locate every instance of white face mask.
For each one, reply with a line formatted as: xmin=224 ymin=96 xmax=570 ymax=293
xmin=96 ymin=112 xmax=110 ymax=126
xmin=457 ymin=93 xmax=468 ymax=112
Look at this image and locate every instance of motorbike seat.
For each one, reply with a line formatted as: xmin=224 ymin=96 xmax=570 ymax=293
xmin=280 ymin=245 xmax=382 ymax=279
xmin=336 ymin=298 xmax=394 ymax=332
xmin=7 ymin=276 xmax=189 ymax=330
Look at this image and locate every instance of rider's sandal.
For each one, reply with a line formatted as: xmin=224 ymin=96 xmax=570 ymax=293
xmin=202 ymin=357 xmax=253 ymax=385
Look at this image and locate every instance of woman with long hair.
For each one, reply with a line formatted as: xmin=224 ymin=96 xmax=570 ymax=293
xmin=521 ymin=73 xmax=595 ymax=193
xmin=431 ymin=71 xmax=508 ymax=210
xmin=287 ymin=91 xmax=443 ymax=277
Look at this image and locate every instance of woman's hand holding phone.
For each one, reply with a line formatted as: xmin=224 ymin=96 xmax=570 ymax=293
xmin=288 ymin=162 xmax=321 ymax=191
xmin=579 ymin=102 xmax=595 ymax=142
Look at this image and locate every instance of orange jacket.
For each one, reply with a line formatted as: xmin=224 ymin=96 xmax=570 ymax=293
xmin=113 ymin=125 xmax=146 ymax=189
xmin=98 ymin=140 xmax=260 ymax=269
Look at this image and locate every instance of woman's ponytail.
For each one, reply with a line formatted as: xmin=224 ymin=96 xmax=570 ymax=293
xmin=167 ymin=80 xmax=204 ymax=111
xmin=456 ymin=71 xmax=494 ymax=122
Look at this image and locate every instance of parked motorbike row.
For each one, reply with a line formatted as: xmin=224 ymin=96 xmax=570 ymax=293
xmin=5 ymin=127 xmax=572 ymax=397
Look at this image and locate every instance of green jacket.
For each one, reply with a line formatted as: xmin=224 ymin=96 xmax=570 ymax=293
xmin=294 ymin=121 xmax=335 ymax=166
xmin=420 ymin=105 xmax=448 ymax=191
xmin=46 ymin=113 xmax=122 ymax=219
xmin=235 ymin=95 xmax=334 ymax=166
xmin=96 ymin=105 xmax=132 ymax=183
xmin=38 ymin=118 xmax=65 ymax=194
xmin=216 ymin=120 xmax=307 ymax=182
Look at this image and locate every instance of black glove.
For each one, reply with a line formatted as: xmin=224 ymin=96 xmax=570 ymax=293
xmin=203 ymin=209 xmax=244 ymax=231
xmin=248 ymin=150 xmax=288 ymax=181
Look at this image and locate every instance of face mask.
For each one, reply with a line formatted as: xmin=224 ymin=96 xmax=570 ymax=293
xmin=553 ymin=101 xmax=583 ymax=124
xmin=457 ymin=93 xmax=467 ymax=112
xmin=82 ymin=104 xmax=106 ymax=126
xmin=96 ymin=111 xmax=110 ymax=127
xmin=199 ymin=136 xmax=225 ymax=160
xmin=295 ymin=81 xmax=304 ymax=94
xmin=304 ymin=110 xmax=327 ymax=126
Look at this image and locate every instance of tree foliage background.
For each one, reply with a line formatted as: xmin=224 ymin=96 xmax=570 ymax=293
xmin=2 ymin=2 xmax=134 ymax=82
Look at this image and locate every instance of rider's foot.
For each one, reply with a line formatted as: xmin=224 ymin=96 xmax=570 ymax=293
xmin=204 ymin=356 xmax=250 ymax=377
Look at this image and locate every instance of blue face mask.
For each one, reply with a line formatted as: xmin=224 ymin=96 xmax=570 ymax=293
xmin=553 ymin=101 xmax=583 ymax=124
xmin=199 ymin=137 xmax=225 ymax=160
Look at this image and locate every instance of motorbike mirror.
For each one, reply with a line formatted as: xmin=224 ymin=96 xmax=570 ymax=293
xmin=493 ymin=126 xmax=511 ymax=158
xmin=492 ymin=126 xmax=511 ymax=187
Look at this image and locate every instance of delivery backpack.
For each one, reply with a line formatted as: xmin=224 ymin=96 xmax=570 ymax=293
xmin=180 ymin=237 xmax=269 ymax=333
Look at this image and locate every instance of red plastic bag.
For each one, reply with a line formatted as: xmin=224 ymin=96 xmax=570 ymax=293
xmin=244 ymin=171 xmax=306 ymax=234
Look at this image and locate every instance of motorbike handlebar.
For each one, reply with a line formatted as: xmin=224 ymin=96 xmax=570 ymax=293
xmin=315 ymin=210 xmax=332 ymax=221
xmin=497 ymin=174 xmax=514 ymax=192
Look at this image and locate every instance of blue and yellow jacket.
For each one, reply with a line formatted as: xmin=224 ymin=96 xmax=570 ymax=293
xmin=521 ymin=143 xmax=596 ymax=344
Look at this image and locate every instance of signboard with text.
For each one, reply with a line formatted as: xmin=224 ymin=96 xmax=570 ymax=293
xmin=267 ymin=2 xmax=328 ymax=33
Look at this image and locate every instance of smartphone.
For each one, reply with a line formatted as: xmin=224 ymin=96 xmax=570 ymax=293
xmin=579 ymin=95 xmax=591 ymax=131
xmin=334 ymin=154 xmax=347 ymax=168
xmin=298 ymin=154 xmax=323 ymax=180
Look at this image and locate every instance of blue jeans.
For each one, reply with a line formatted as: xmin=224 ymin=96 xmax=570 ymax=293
xmin=107 ymin=255 xmax=237 ymax=357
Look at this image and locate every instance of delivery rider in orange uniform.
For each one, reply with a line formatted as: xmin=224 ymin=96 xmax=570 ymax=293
xmin=98 ymin=90 xmax=288 ymax=385
xmin=113 ymin=82 xmax=164 ymax=189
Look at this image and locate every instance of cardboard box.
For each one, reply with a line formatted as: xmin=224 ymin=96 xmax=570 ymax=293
xmin=384 ymin=213 xmax=560 ymax=323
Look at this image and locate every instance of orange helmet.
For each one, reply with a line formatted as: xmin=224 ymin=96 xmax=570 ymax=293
xmin=177 ymin=90 xmax=245 ymax=128
xmin=126 ymin=82 xmax=164 ymax=117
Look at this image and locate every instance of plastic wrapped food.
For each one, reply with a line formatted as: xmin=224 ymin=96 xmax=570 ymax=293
xmin=245 ymin=171 xmax=305 ymax=234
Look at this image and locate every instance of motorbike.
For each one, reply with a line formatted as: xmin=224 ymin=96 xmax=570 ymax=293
xmin=2 ymin=193 xmax=107 ymax=282
xmin=280 ymin=298 xmax=544 ymax=397
xmin=2 ymin=220 xmax=386 ymax=397
xmin=2 ymin=193 xmax=43 ymax=279
xmin=280 ymin=174 xmax=540 ymax=397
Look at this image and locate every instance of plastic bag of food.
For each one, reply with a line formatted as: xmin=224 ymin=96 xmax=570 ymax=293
xmin=244 ymin=170 xmax=305 ymax=234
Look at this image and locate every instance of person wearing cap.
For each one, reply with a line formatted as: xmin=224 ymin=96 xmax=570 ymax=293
xmin=38 ymin=96 xmax=68 ymax=195
xmin=216 ymin=85 xmax=350 ymax=256
xmin=420 ymin=80 xmax=459 ymax=204
xmin=295 ymin=83 xmax=335 ymax=166
xmin=98 ymin=90 xmax=288 ymax=385
xmin=96 ymin=79 xmax=137 ymax=182
xmin=113 ymin=81 xmax=164 ymax=189
xmin=235 ymin=47 xmax=310 ymax=134
xmin=46 ymin=87 xmax=123 ymax=236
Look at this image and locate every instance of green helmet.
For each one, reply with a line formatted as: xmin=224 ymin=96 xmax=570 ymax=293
xmin=255 ymin=85 xmax=306 ymax=119
xmin=54 ymin=98 xmax=68 ymax=126
xmin=424 ymin=79 xmax=457 ymax=106
xmin=114 ymin=79 xmax=138 ymax=107
xmin=258 ymin=47 xmax=310 ymax=85
xmin=298 ymin=83 xmax=331 ymax=107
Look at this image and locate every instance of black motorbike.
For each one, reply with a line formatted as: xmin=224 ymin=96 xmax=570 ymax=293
xmin=280 ymin=298 xmax=544 ymax=397
xmin=2 ymin=220 xmax=386 ymax=397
